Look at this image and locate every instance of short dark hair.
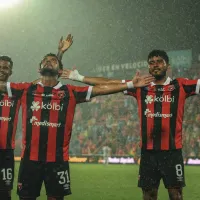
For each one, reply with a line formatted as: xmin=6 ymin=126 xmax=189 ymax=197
xmin=0 ymin=55 xmax=13 ymax=68
xmin=148 ymin=50 xmax=169 ymax=64
xmin=39 ymin=53 xmax=63 ymax=70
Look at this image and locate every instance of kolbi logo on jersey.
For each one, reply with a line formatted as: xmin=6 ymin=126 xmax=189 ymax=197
xmin=30 ymin=101 xmax=63 ymax=111
xmin=0 ymin=100 xmax=14 ymax=107
xmin=144 ymin=109 xmax=172 ymax=118
xmin=145 ymin=95 xmax=174 ymax=104
xmin=30 ymin=116 xmax=61 ymax=128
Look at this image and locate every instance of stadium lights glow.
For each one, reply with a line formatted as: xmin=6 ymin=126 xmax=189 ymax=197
xmin=0 ymin=0 xmax=22 ymax=8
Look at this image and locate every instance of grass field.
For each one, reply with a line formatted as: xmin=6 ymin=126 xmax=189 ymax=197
xmin=12 ymin=162 xmax=200 ymax=200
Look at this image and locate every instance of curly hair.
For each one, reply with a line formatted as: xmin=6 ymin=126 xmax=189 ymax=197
xmin=0 ymin=55 xmax=13 ymax=68
xmin=148 ymin=50 xmax=169 ymax=64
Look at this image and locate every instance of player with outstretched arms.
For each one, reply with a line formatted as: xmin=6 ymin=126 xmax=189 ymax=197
xmin=61 ymin=50 xmax=200 ymax=200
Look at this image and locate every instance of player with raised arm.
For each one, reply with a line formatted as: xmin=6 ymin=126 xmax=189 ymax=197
xmin=61 ymin=50 xmax=200 ymax=200
xmin=0 ymin=34 xmax=73 ymax=200
xmin=0 ymin=52 xmax=154 ymax=200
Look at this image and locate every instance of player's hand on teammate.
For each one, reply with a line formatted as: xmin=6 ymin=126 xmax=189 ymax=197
xmin=61 ymin=68 xmax=84 ymax=81
xmin=61 ymin=69 xmax=73 ymax=79
xmin=58 ymin=34 xmax=73 ymax=53
xmin=132 ymin=71 xmax=155 ymax=87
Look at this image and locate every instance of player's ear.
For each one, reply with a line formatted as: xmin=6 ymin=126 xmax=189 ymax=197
xmin=9 ymin=70 xmax=12 ymax=76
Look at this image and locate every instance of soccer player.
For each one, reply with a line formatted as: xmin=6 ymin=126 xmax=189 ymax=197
xmin=0 ymin=53 xmax=154 ymax=200
xmin=61 ymin=50 xmax=200 ymax=200
xmin=0 ymin=34 xmax=73 ymax=200
xmin=0 ymin=56 xmax=20 ymax=200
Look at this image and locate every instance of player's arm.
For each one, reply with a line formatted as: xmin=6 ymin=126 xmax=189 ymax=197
xmin=61 ymin=69 xmax=123 ymax=85
xmin=7 ymin=82 xmax=31 ymax=98
xmin=0 ymin=81 xmax=30 ymax=98
xmin=71 ymin=72 xmax=153 ymax=103
xmin=91 ymin=73 xmax=154 ymax=97
xmin=179 ymin=78 xmax=200 ymax=96
xmin=57 ymin=34 xmax=73 ymax=61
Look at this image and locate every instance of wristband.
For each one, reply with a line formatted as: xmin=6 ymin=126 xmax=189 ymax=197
xmin=69 ymin=70 xmax=84 ymax=82
xmin=77 ymin=74 xmax=84 ymax=82
xmin=126 ymin=81 xmax=134 ymax=89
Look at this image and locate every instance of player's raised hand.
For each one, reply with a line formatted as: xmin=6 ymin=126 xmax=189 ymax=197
xmin=58 ymin=34 xmax=73 ymax=53
xmin=132 ymin=72 xmax=155 ymax=87
xmin=61 ymin=68 xmax=84 ymax=81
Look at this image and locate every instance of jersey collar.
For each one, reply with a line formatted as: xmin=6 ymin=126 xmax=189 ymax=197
xmin=150 ymin=77 xmax=172 ymax=86
xmin=37 ymin=81 xmax=63 ymax=89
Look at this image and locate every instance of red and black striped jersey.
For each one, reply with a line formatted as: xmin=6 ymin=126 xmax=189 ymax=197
xmin=7 ymin=81 xmax=93 ymax=162
xmin=0 ymin=92 xmax=21 ymax=149
xmin=123 ymin=77 xmax=200 ymax=150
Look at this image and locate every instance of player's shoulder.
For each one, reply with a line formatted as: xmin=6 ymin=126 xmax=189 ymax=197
xmin=173 ymin=77 xmax=199 ymax=88
xmin=10 ymin=81 xmax=32 ymax=88
xmin=175 ymin=77 xmax=188 ymax=81
xmin=173 ymin=77 xmax=189 ymax=84
xmin=66 ymin=84 xmax=89 ymax=90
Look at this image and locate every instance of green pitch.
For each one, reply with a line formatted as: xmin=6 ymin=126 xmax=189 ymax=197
xmin=12 ymin=162 xmax=200 ymax=200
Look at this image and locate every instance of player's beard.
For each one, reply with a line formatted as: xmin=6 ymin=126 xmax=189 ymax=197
xmin=149 ymin=69 xmax=167 ymax=80
xmin=40 ymin=68 xmax=59 ymax=77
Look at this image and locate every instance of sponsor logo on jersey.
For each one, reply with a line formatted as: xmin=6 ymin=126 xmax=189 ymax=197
xmin=31 ymin=101 xmax=63 ymax=111
xmin=30 ymin=116 xmax=61 ymax=128
xmin=145 ymin=95 xmax=174 ymax=104
xmin=0 ymin=117 xmax=11 ymax=121
xmin=144 ymin=109 xmax=173 ymax=118
xmin=0 ymin=100 xmax=14 ymax=107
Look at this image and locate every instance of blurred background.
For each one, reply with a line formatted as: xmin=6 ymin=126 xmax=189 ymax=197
xmin=1 ymin=0 xmax=200 ymax=163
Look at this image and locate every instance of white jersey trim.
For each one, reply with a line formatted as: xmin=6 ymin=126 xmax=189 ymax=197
xmin=122 ymin=80 xmax=127 ymax=94
xmin=37 ymin=81 xmax=63 ymax=89
xmin=86 ymin=86 xmax=93 ymax=101
xmin=195 ymin=79 xmax=200 ymax=94
xmin=7 ymin=82 xmax=12 ymax=97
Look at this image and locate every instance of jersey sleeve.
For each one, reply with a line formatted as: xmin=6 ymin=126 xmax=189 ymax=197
xmin=68 ymin=85 xmax=93 ymax=103
xmin=122 ymin=79 xmax=137 ymax=98
xmin=177 ymin=78 xmax=200 ymax=97
xmin=7 ymin=82 xmax=31 ymax=98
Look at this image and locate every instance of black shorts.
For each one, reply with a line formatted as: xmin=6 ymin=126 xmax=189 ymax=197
xmin=0 ymin=149 xmax=14 ymax=190
xmin=17 ymin=159 xmax=71 ymax=198
xmin=138 ymin=149 xmax=185 ymax=189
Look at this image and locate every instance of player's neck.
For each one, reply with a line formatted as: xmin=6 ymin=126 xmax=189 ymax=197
xmin=153 ymin=76 xmax=167 ymax=85
xmin=40 ymin=76 xmax=58 ymax=87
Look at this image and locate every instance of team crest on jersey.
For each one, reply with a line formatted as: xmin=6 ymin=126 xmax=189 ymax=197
xmin=168 ymin=85 xmax=175 ymax=91
xmin=57 ymin=91 xmax=66 ymax=99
